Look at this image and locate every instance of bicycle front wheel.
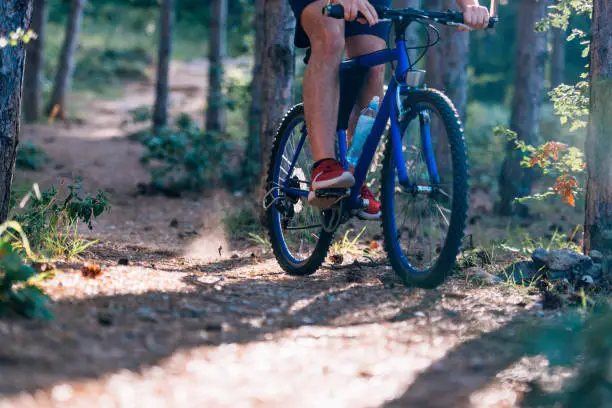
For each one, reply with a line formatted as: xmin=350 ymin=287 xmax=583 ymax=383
xmin=381 ymin=89 xmax=469 ymax=288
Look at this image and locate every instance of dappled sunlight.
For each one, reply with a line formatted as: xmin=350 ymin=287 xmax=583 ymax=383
xmin=1 ymin=0 xmax=607 ymax=404
xmin=0 ymin=251 xmax=541 ymax=406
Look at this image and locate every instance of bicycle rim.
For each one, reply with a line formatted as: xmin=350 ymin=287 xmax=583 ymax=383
xmin=384 ymin=96 xmax=464 ymax=276
xmin=268 ymin=110 xmax=327 ymax=264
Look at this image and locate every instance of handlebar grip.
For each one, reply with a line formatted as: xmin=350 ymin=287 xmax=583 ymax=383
xmin=450 ymin=12 xmax=499 ymax=29
xmin=322 ymin=4 xmax=376 ymax=20
xmin=322 ymin=4 xmax=345 ymax=19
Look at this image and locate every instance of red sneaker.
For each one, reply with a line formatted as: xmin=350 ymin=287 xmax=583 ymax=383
xmin=308 ymin=159 xmax=355 ymax=207
xmin=358 ymin=184 xmax=382 ymax=220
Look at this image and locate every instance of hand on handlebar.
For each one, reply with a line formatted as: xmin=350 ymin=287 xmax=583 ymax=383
xmin=331 ymin=0 xmax=379 ymax=26
xmin=458 ymin=4 xmax=490 ymax=31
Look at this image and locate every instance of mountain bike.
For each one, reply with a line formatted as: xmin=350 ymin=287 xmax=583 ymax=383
xmin=263 ymin=3 xmax=499 ymax=288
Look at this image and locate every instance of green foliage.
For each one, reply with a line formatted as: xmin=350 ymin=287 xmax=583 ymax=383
xmin=549 ymin=82 xmax=590 ymax=132
xmin=140 ymin=114 xmax=236 ymax=194
xmin=0 ymin=28 xmax=37 ymax=49
xmin=12 ymin=180 xmax=110 ymax=258
xmin=465 ymin=102 xmax=509 ymax=187
xmin=73 ymin=47 xmax=152 ymax=89
xmin=536 ymin=0 xmax=592 ymax=133
xmin=535 ymin=0 xmax=592 ymax=31
xmin=225 ymin=74 xmax=250 ymax=114
xmin=330 ymin=227 xmax=367 ymax=259
xmin=247 ymin=233 xmax=271 ymax=251
xmin=0 ymin=231 xmax=53 ymax=320
xmin=48 ymin=0 xmax=255 ymax=58
xmin=128 ymin=105 xmax=152 ymax=124
xmin=496 ymin=126 xmax=586 ymax=207
xmin=223 ymin=207 xmax=264 ymax=242
xmin=522 ymin=305 xmax=612 ymax=406
xmin=16 ymin=141 xmax=49 ymax=171
xmin=499 ymin=227 xmax=582 ymax=256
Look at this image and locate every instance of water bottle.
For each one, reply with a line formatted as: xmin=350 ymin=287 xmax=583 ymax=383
xmin=346 ymin=96 xmax=380 ymax=167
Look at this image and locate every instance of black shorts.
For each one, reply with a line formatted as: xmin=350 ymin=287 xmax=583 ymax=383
xmin=288 ymin=0 xmax=392 ymax=48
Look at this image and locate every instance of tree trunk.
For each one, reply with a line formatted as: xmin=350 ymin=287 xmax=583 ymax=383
xmin=205 ymin=0 xmax=228 ymax=133
xmin=550 ymin=27 xmax=566 ymax=87
xmin=584 ymin=0 xmax=612 ymax=264
xmin=46 ymin=0 xmax=85 ymax=118
xmin=152 ymin=0 xmax=173 ymax=133
xmin=22 ymin=0 xmax=47 ymax=123
xmin=425 ymin=0 xmax=469 ymax=120
xmin=497 ymin=0 xmax=548 ymax=216
xmin=240 ymin=0 xmax=264 ymax=189
xmin=258 ymin=0 xmax=295 ymax=211
xmin=0 ymin=0 xmax=34 ymax=222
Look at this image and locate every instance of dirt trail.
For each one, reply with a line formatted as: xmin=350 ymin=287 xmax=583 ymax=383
xmin=1 ymin=60 xmax=563 ymax=408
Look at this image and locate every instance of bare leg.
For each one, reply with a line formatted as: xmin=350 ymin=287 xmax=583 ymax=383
xmin=301 ymin=1 xmax=345 ymax=162
xmin=345 ymin=34 xmax=386 ymax=144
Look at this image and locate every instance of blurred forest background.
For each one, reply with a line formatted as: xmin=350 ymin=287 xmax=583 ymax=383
xmin=0 ymin=0 xmax=611 ymax=405
xmin=17 ymin=0 xmax=593 ymax=229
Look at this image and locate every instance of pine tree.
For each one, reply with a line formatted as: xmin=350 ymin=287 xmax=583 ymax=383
xmin=0 ymin=0 xmax=34 ymax=221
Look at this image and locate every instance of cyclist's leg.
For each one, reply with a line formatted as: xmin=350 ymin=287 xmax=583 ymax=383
xmin=344 ymin=34 xmax=387 ymax=142
xmin=300 ymin=0 xmax=345 ymax=162
xmin=344 ymin=33 xmax=388 ymax=218
xmin=343 ymin=0 xmax=390 ymax=138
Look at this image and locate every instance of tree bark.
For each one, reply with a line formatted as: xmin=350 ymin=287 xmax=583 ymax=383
xmin=550 ymin=26 xmax=566 ymax=87
xmin=497 ymin=0 xmax=548 ymax=216
xmin=240 ymin=0 xmax=264 ymax=189
xmin=425 ymin=0 xmax=469 ymax=120
xmin=205 ymin=0 xmax=228 ymax=133
xmin=22 ymin=0 xmax=47 ymax=123
xmin=584 ymin=0 xmax=612 ymax=263
xmin=258 ymin=0 xmax=295 ymax=210
xmin=46 ymin=0 xmax=85 ymax=118
xmin=152 ymin=0 xmax=173 ymax=133
xmin=0 ymin=0 xmax=34 ymax=222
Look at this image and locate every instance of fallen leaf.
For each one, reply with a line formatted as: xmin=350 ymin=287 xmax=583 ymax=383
xmin=81 ymin=263 xmax=102 ymax=278
xmin=329 ymin=254 xmax=344 ymax=265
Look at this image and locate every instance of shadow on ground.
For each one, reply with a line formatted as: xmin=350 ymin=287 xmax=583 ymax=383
xmin=0 ymin=243 xmax=543 ymax=407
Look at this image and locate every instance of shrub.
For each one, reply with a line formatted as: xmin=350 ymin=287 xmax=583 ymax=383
xmin=497 ymin=126 xmax=586 ymax=207
xmin=73 ymin=46 xmax=152 ymax=90
xmin=0 ymin=224 xmax=53 ymax=320
xmin=223 ymin=207 xmax=264 ymax=242
xmin=16 ymin=141 xmax=49 ymax=170
xmin=140 ymin=114 xmax=236 ymax=194
xmin=12 ymin=180 xmax=110 ymax=258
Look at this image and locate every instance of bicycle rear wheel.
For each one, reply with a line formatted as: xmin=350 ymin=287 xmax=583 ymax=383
xmin=264 ymin=104 xmax=333 ymax=276
xmin=381 ymin=89 xmax=469 ymax=288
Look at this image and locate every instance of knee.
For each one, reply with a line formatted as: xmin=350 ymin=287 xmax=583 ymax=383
xmin=310 ymin=31 xmax=345 ymax=60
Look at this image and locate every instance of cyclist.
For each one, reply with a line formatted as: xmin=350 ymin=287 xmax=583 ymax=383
xmin=288 ymin=0 xmax=490 ymax=218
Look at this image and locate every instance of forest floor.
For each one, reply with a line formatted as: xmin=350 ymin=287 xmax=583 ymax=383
xmin=1 ymin=59 xmax=579 ymax=407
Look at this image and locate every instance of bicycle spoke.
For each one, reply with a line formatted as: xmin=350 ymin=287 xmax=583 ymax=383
xmin=392 ymin=104 xmax=454 ymax=271
xmin=270 ymin=116 xmax=323 ymax=261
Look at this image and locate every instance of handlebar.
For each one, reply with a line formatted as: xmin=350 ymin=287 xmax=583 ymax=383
xmin=322 ymin=4 xmax=499 ymax=29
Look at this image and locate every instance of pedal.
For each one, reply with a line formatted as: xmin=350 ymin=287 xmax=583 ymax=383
xmin=315 ymin=188 xmax=349 ymax=199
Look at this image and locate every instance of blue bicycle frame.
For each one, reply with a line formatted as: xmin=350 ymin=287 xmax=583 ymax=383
xmin=282 ymin=37 xmax=439 ymax=212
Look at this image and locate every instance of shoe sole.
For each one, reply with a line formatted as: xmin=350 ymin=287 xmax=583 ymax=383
xmin=311 ymin=172 xmax=355 ymax=190
xmin=357 ymin=210 xmax=382 ymax=221
xmin=307 ymin=193 xmax=341 ymax=209
xmin=308 ymin=172 xmax=355 ymax=208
